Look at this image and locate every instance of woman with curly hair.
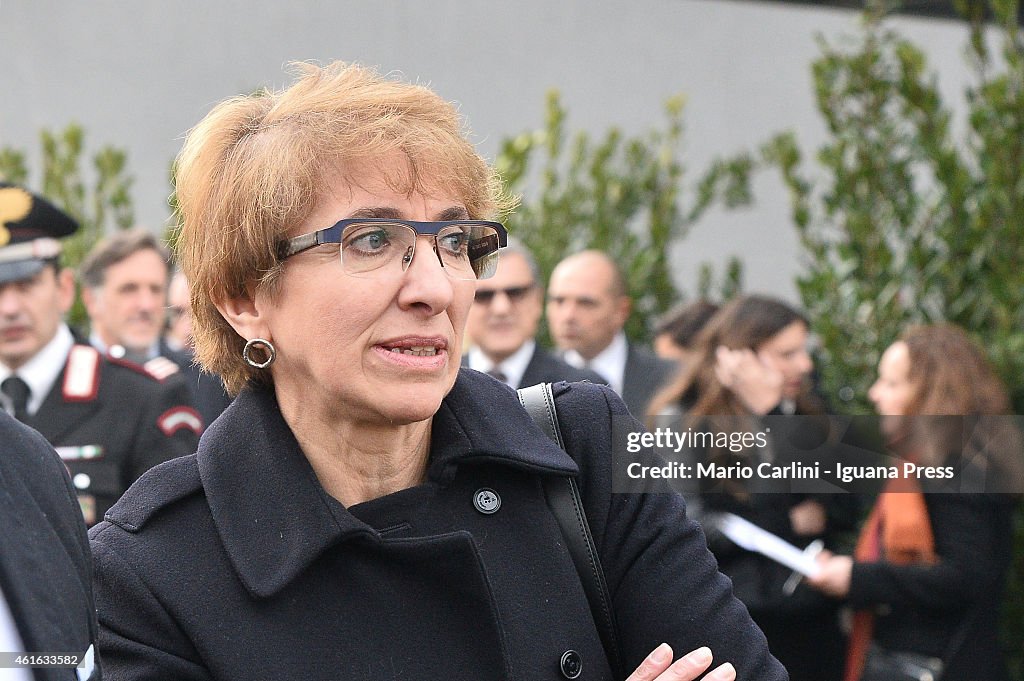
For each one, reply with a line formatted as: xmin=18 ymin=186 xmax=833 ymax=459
xmin=809 ymin=323 xmax=1022 ymax=681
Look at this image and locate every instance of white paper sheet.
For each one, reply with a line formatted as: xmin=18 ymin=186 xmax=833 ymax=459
xmin=717 ymin=512 xmax=823 ymax=577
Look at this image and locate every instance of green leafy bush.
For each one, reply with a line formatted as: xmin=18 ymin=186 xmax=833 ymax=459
xmin=496 ymin=90 xmax=751 ymax=343
xmin=0 ymin=124 xmax=134 ymax=328
xmin=761 ymin=2 xmax=1024 ymax=674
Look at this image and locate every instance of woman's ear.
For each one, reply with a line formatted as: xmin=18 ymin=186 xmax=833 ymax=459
xmin=215 ymin=286 xmax=269 ymax=343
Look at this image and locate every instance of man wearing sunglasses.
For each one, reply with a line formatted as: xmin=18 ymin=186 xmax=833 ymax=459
xmin=465 ymin=240 xmax=605 ymax=389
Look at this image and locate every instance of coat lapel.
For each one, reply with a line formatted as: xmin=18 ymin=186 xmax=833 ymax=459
xmin=197 ymin=389 xmax=374 ymax=598
xmin=199 ymin=370 xmax=579 ymax=599
xmin=518 ymin=346 xmax=544 ymax=388
xmin=620 ymin=344 xmax=642 ymax=413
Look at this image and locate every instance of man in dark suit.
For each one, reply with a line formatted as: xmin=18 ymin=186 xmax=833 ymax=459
xmin=547 ymin=250 xmax=677 ymax=418
xmin=0 ymin=411 xmax=99 ymax=681
xmin=0 ymin=184 xmax=200 ymax=526
xmin=79 ymin=230 xmax=230 ymax=427
xmin=464 ymin=241 xmax=603 ymax=388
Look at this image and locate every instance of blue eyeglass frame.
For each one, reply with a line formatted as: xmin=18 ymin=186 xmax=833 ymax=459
xmin=278 ymin=218 xmax=509 ymax=261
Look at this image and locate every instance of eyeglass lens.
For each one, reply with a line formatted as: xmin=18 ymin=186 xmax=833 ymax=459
xmin=474 ymin=285 xmax=534 ymax=305
xmin=340 ymin=222 xmax=500 ymax=280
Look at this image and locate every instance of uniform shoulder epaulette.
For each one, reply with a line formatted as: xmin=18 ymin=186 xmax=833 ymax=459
xmin=105 ymin=354 xmax=172 ymax=383
xmin=143 ymin=355 xmax=182 ymax=381
xmin=63 ymin=344 xmax=101 ymax=402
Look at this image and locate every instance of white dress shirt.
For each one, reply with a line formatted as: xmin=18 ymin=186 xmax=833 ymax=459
xmin=0 ymin=323 xmax=74 ymax=417
xmin=467 ymin=340 xmax=535 ymax=389
xmin=0 ymin=585 xmax=33 ymax=681
xmin=564 ymin=331 xmax=628 ymax=398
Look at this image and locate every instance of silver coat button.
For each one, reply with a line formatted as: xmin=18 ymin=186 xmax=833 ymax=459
xmin=473 ymin=488 xmax=501 ymax=514
xmin=560 ymin=650 xmax=582 ymax=679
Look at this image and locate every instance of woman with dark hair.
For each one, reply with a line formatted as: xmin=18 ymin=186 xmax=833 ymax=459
xmin=809 ymin=323 xmax=1022 ymax=681
xmin=649 ymin=295 xmax=820 ymax=418
xmin=648 ymin=294 xmax=855 ymax=681
xmin=652 ymin=299 xmax=720 ymax=363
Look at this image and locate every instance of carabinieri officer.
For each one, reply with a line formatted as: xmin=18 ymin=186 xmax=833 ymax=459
xmin=0 ymin=183 xmax=201 ymax=525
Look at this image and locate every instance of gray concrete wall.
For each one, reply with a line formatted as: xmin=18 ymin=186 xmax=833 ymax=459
xmin=0 ymin=0 xmax=975 ymax=303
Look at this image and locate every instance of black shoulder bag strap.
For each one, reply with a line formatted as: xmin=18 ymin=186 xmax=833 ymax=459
xmin=517 ymin=383 xmax=624 ymax=679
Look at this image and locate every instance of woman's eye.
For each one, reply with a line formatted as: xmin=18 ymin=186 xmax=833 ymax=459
xmin=346 ymin=229 xmax=390 ymax=254
xmin=438 ymin=230 xmax=468 ymax=255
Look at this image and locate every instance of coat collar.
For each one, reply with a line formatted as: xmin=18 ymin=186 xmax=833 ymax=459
xmin=198 ymin=368 xmax=577 ymax=598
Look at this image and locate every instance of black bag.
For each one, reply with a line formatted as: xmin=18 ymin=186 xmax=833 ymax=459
xmin=857 ymin=559 xmax=980 ymax=681
xmin=861 ymin=643 xmax=944 ymax=681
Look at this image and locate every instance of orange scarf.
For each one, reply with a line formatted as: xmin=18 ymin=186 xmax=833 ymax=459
xmin=844 ymin=476 xmax=936 ymax=681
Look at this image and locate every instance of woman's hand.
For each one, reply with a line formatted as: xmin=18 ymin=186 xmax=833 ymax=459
xmin=806 ymin=551 xmax=853 ymax=598
xmin=628 ymin=643 xmax=737 ymax=681
xmin=714 ymin=347 xmax=784 ymax=415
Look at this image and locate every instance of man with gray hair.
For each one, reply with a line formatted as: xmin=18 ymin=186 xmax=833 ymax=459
xmin=81 ymin=229 xmax=235 ymax=427
xmin=79 ymin=229 xmax=190 ymax=374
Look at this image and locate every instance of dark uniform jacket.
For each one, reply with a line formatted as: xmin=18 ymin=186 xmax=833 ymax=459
xmin=850 ymin=492 xmax=1017 ymax=681
xmin=20 ymin=343 xmax=200 ymax=526
xmin=90 ymin=370 xmax=787 ymax=681
xmin=157 ymin=340 xmax=232 ymax=429
xmin=0 ymin=413 xmax=99 ymax=681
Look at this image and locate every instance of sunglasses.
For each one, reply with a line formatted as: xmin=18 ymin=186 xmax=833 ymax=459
xmin=474 ymin=284 xmax=535 ymax=305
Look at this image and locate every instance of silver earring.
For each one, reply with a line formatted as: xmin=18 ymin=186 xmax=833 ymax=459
xmin=242 ymin=338 xmax=276 ymax=369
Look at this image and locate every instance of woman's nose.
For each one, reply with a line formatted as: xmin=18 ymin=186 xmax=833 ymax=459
xmin=396 ymin=236 xmax=456 ymax=313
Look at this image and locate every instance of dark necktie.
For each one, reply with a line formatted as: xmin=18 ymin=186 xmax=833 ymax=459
xmin=486 ymin=368 xmax=508 ymax=385
xmin=1 ymin=375 xmax=31 ymax=422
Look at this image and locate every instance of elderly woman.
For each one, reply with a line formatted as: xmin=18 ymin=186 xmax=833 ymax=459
xmin=88 ymin=62 xmax=786 ymax=681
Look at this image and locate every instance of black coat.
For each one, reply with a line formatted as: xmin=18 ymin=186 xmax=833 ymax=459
xmin=519 ymin=346 xmax=607 ymax=388
xmin=90 ymin=370 xmax=787 ymax=681
xmin=695 ymin=490 xmax=851 ymax=681
xmin=21 ymin=344 xmax=200 ymax=526
xmin=849 ymin=492 xmax=1017 ymax=681
xmin=621 ymin=344 xmax=677 ymax=420
xmin=682 ymin=409 xmax=859 ymax=681
xmin=0 ymin=412 xmax=99 ymax=681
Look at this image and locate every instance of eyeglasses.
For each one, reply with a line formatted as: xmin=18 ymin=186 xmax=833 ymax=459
xmin=278 ymin=218 xmax=507 ymax=280
xmin=474 ymin=284 xmax=535 ymax=305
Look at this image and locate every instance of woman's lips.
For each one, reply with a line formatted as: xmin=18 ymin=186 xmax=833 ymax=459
xmin=373 ymin=344 xmax=449 ymax=369
xmin=373 ymin=335 xmax=451 ymax=369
